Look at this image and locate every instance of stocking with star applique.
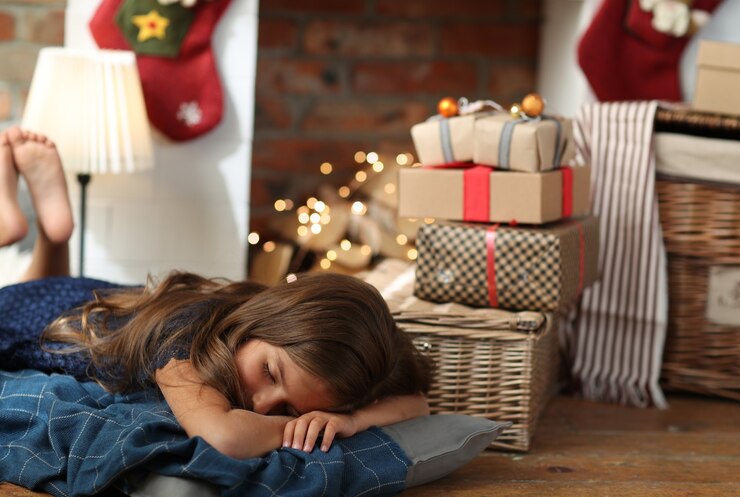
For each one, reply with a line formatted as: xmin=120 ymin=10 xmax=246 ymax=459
xmin=89 ymin=0 xmax=231 ymax=141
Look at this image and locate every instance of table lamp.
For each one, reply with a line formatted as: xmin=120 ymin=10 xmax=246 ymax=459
xmin=22 ymin=48 xmax=153 ymax=276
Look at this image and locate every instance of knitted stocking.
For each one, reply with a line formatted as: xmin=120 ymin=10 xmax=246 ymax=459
xmin=89 ymin=0 xmax=232 ymax=141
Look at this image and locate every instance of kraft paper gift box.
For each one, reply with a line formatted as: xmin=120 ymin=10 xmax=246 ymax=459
xmin=413 ymin=217 xmax=600 ymax=312
xmin=473 ymin=113 xmax=576 ymax=172
xmin=411 ymin=112 xmax=498 ymax=166
xmin=397 ymin=165 xmax=590 ymax=225
xmin=693 ymin=40 xmax=740 ymax=117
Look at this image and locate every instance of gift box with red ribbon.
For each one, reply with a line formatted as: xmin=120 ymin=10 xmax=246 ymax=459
xmin=473 ymin=113 xmax=576 ymax=172
xmin=413 ymin=217 xmax=600 ymax=311
xmin=411 ymin=111 xmax=498 ymax=166
xmin=398 ymin=165 xmax=590 ymax=225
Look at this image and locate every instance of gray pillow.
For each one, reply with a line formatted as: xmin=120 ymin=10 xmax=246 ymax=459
xmin=121 ymin=414 xmax=510 ymax=495
xmin=383 ymin=414 xmax=510 ymax=487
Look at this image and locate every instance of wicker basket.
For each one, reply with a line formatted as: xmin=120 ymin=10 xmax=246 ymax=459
xmin=656 ymin=176 xmax=740 ymax=400
xmin=363 ymin=259 xmax=560 ymax=451
xmin=395 ymin=308 xmax=559 ymax=452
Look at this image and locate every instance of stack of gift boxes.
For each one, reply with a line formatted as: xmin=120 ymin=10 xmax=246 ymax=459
xmin=399 ymin=95 xmax=599 ymax=313
xmin=396 ymin=96 xmax=600 ymax=449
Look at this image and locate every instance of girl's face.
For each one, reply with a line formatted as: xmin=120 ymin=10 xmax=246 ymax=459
xmin=234 ymin=339 xmax=336 ymax=416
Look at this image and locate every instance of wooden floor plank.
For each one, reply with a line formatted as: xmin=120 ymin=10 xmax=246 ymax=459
xmin=441 ymin=452 xmax=740 ymax=484
xmin=539 ymin=395 xmax=740 ymax=433
xmin=530 ymin=431 xmax=740 ymax=457
xmin=402 ymin=482 xmax=740 ymax=497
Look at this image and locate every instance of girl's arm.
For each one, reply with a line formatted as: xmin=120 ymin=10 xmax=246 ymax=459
xmin=283 ymin=394 xmax=430 ymax=452
xmin=155 ymin=358 xmax=292 ymax=459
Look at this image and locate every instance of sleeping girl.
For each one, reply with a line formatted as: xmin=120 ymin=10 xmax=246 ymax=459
xmin=0 ymin=127 xmax=433 ymax=460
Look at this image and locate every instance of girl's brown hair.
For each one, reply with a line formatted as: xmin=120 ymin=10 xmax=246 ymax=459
xmin=42 ymin=271 xmax=433 ymax=412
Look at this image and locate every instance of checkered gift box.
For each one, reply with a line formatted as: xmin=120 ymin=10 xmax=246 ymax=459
xmin=414 ymin=217 xmax=599 ymax=311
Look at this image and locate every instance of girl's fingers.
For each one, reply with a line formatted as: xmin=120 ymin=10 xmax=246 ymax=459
xmin=303 ymin=418 xmax=325 ymax=452
xmin=290 ymin=417 xmax=309 ymax=450
xmin=283 ymin=420 xmax=295 ymax=448
xmin=321 ymin=421 xmax=338 ymax=452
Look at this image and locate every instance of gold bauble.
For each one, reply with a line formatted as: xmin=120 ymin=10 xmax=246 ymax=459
xmin=437 ymin=97 xmax=459 ymax=118
xmin=521 ymin=92 xmax=545 ymax=117
xmin=509 ymin=102 xmax=522 ymax=117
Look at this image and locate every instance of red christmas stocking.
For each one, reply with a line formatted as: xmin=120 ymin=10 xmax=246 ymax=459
xmin=90 ymin=0 xmax=232 ymax=141
xmin=578 ymin=0 xmax=720 ymax=102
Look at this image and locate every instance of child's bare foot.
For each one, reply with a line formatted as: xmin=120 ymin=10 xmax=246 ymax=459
xmin=0 ymin=130 xmax=28 ymax=246
xmin=7 ymin=127 xmax=74 ymax=244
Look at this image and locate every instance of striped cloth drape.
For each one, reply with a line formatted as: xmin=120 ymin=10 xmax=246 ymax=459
xmin=563 ymin=101 xmax=669 ymax=408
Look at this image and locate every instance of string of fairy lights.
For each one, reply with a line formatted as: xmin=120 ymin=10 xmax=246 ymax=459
xmin=247 ymin=149 xmax=426 ymax=271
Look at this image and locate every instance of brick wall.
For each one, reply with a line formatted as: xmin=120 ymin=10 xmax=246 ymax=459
xmin=252 ymin=0 xmax=543 ymax=233
xmin=0 ymin=0 xmax=66 ymax=125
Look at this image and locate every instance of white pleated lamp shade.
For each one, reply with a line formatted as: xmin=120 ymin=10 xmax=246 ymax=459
xmin=22 ymin=48 xmax=153 ymax=175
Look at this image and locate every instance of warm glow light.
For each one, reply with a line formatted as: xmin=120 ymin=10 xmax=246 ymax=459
xmin=274 ymin=199 xmax=286 ymax=211
xmin=355 ymin=171 xmax=367 ymax=182
xmin=351 ymin=201 xmax=366 ymax=215
xmin=384 ymin=183 xmax=396 ymax=194
xmin=298 ymin=212 xmax=310 ymax=224
xmin=263 ymin=241 xmax=276 ymax=253
xmin=354 ymin=151 xmax=366 ymax=164
xmin=396 ymin=234 xmax=408 ymax=245
xmin=320 ymin=213 xmax=331 ymax=224
xmin=372 ymin=161 xmax=384 ymax=172
xmin=284 ymin=199 xmax=294 ymax=210
xmin=320 ymin=162 xmax=333 ymax=175
xmin=412 ymin=162 xmax=422 ymax=168
xmin=248 ymin=232 xmax=260 ymax=245
xmin=396 ymin=153 xmax=408 ymax=166
xmin=320 ymin=258 xmax=331 ymax=270
xmin=313 ymin=200 xmax=326 ymax=213
xmin=366 ymin=152 xmax=378 ymax=164
xmin=424 ymin=217 xmax=435 ymax=224
xmin=326 ymin=250 xmax=337 ymax=261
xmin=407 ymin=248 xmax=418 ymax=260
xmin=297 ymin=206 xmax=309 ymax=215
xmin=310 ymin=223 xmax=322 ymax=234
xmin=405 ymin=153 xmax=415 ymax=164
xmin=297 ymin=225 xmax=309 ymax=237
xmin=338 ymin=186 xmax=350 ymax=198
xmin=360 ymin=244 xmax=372 ymax=256
xmin=340 ymin=239 xmax=352 ymax=251
xmin=309 ymin=213 xmax=321 ymax=224
xmin=307 ymin=197 xmax=317 ymax=209
xmin=286 ymin=273 xmax=297 ymax=283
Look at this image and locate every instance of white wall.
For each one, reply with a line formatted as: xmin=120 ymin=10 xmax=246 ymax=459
xmin=537 ymin=0 xmax=596 ymax=118
xmin=64 ymin=0 xmax=258 ymax=284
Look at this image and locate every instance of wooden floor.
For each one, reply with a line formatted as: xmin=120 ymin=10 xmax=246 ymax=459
xmin=403 ymin=394 xmax=740 ymax=497
xmin=1 ymin=394 xmax=739 ymax=496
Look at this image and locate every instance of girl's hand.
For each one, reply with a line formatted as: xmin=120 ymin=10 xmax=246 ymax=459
xmin=283 ymin=411 xmax=358 ymax=453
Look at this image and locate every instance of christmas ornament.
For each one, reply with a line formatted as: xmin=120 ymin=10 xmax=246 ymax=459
xmin=521 ymin=92 xmax=545 ymax=117
xmin=509 ymin=102 xmax=522 ymax=117
xmin=89 ymin=0 xmax=232 ymax=141
xmin=437 ymin=97 xmax=459 ymax=118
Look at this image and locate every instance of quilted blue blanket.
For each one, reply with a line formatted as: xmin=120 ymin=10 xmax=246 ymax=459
xmin=0 ymin=370 xmax=410 ymax=497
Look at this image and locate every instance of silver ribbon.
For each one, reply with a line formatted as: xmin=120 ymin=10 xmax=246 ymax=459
xmin=498 ymin=114 xmax=563 ymax=170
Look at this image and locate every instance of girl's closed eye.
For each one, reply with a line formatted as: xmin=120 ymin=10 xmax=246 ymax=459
xmin=263 ymin=362 xmax=276 ymax=384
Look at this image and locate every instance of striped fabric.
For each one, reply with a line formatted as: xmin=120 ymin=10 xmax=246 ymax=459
xmin=564 ymin=101 xmax=668 ymax=408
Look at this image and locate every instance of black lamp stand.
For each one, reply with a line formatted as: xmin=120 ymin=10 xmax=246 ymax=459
xmin=77 ymin=173 xmax=91 ymax=277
